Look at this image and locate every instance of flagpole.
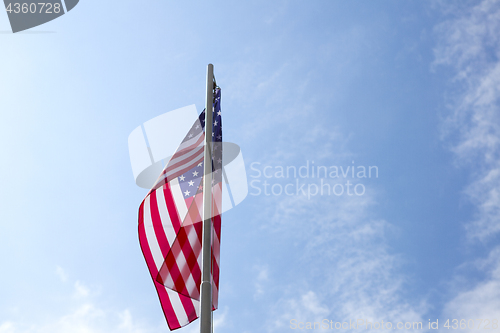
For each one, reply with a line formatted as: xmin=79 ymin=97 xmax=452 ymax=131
xmin=200 ymin=63 xmax=214 ymax=333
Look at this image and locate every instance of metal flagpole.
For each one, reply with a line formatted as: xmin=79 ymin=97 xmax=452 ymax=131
xmin=200 ymin=63 xmax=214 ymax=333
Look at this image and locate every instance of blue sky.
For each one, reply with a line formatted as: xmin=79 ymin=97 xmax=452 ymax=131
xmin=1 ymin=0 xmax=500 ymax=332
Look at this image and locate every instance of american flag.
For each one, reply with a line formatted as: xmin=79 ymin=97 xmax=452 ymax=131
xmin=138 ymin=88 xmax=222 ymax=330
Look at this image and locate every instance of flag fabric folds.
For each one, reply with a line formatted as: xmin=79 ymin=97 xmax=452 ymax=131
xmin=138 ymin=89 xmax=222 ymax=330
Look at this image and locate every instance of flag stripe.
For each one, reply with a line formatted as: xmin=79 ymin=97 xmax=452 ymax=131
xmin=139 ymin=200 xmax=199 ymax=330
xmin=165 ymin=152 xmax=204 ymax=181
xmin=166 ymin=135 xmax=204 ymax=170
xmin=166 ymin=289 xmax=190 ymax=326
xmin=170 ymin=179 xmax=188 ymax=223
xmin=138 ymin=204 xmax=182 ymax=329
xmin=176 ymin=131 xmax=203 ymax=151
xmin=163 ymin=182 xmax=183 ymax=233
xmin=156 ymin=187 xmax=178 ymax=245
xmin=142 ymin=197 xmax=164 ymax=270
xmin=149 ymin=190 xmax=170 ymax=259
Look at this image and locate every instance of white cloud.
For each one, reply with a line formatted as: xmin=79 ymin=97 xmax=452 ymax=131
xmin=73 ymin=280 xmax=90 ymax=299
xmin=435 ymin=0 xmax=500 ymax=243
xmin=464 ymin=162 xmax=500 ymax=240
xmin=55 ymin=266 xmax=68 ymax=283
xmin=262 ymin=193 xmax=426 ymax=332
xmin=0 ymin=322 xmax=16 ymax=333
xmin=443 ymin=247 xmax=500 ymax=332
xmin=253 ymin=265 xmax=269 ymax=299
xmin=268 ymin=291 xmax=329 ymax=331
xmin=238 ymin=56 xmax=427 ymax=330
xmin=0 ymin=273 xmax=159 ymax=333
xmin=435 ymin=0 xmax=500 ymax=324
xmin=247 ymin=119 xmax=426 ymax=329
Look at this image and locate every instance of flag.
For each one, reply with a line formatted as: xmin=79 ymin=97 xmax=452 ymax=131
xmin=138 ymin=88 xmax=222 ymax=330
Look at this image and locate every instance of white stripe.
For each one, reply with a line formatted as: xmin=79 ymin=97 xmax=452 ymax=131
xmin=177 ymin=133 xmax=203 ymax=151
xmin=167 ymin=135 xmax=203 ymax=166
xmin=155 ymin=187 xmax=177 ymax=246
xmin=143 ymin=196 xmax=164 ymax=271
xmin=185 ymin=274 xmax=198 ymax=299
xmin=166 ymin=289 xmax=189 ymax=326
xmin=171 ymin=178 xmax=188 ymax=222
xmin=187 ymin=227 xmax=200 ymax=250
xmin=165 ymin=155 xmax=204 ymax=180
xmin=175 ymin=248 xmax=190 ymax=282
xmin=167 ymin=145 xmax=203 ymax=172
xmin=212 ymin=183 xmax=223 ymax=216
xmin=195 ymin=192 xmax=204 ymax=220
xmin=164 ymin=270 xmax=174 ymax=288
xmin=194 ymin=299 xmax=200 ymax=317
xmin=165 ymin=154 xmax=204 ymax=179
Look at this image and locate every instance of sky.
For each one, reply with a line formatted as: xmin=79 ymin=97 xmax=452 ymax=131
xmin=1 ymin=0 xmax=500 ymax=332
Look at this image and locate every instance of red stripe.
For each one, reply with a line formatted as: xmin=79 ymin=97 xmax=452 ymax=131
xmin=164 ymin=155 xmax=204 ymax=188
xmin=180 ymin=223 xmax=202 ymax=297
xmin=173 ymin=134 xmax=204 ymax=158
xmin=179 ymin=293 xmax=198 ymax=323
xmin=212 ymin=214 xmax=222 ymax=242
xmin=157 ymin=134 xmax=203 ymax=177
xmin=163 ymin=183 xmax=182 ymax=232
xmin=156 ymin=183 xmax=183 ymax=290
xmin=149 ymin=190 xmax=170 ymax=258
xmin=165 ymin=146 xmax=204 ymax=175
xmin=158 ymin=183 xmax=197 ymax=299
xmin=163 ymin=237 xmax=186 ymax=294
xmin=165 ymin=136 xmax=204 ymax=171
xmin=138 ymin=201 xmax=182 ymax=330
xmin=150 ymin=154 xmax=203 ymax=193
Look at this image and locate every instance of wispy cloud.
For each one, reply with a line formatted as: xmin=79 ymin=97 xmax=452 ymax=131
xmin=434 ymin=0 xmax=500 ymax=243
xmin=243 ymin=83 xmax=427 ymax=327
xmin=253 ymin=265 xmax=269 ymax=299
xmin=0 ymin=274 xmax=159 ymax=333
xmin=262 ymin=192 xmax=425 ymax=332
xmin=73 ymin=280 xmax=90 ymax=299
xmin=55 ymin=266 xmax=68 ymax=283
xmin=434 ymin=0 xmax=500 ymax=323
xmin=443 ymin=247 xmax=500 ymax=332
xmin=237 ymin=46 xmax=428 ymax=329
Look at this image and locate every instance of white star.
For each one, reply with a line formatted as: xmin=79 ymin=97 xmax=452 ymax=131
xmin=198 ymin=162 xmax=203 ymax=167
xmin=217 ymin=135 xmax=222 ymax=140
xmin=193 ymin=171 xmax=199 ymax=177
xmin=188 ymin=180 xmax=194 ymax=186
xmin=179 ymin=175 xmax=185 ymax=181
xmin=195 ymin=124 xmax=200 ymax=129
xmin=198 ymin=185 xmax=203 ymax=190
xmin=214 ymin=120 xmax=218 ymax=126
xmin=218 ymin=158 xmax=222 ymax=164
xmin=184 ymin=190 xmax=190 ymax=196
xmin=212 ymin=132 xmax=214 ymax=137
xmin=217 ymin=111 xmax=221 ymax=116
xmin=188 ymin=133 xmax=193 ymax=138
